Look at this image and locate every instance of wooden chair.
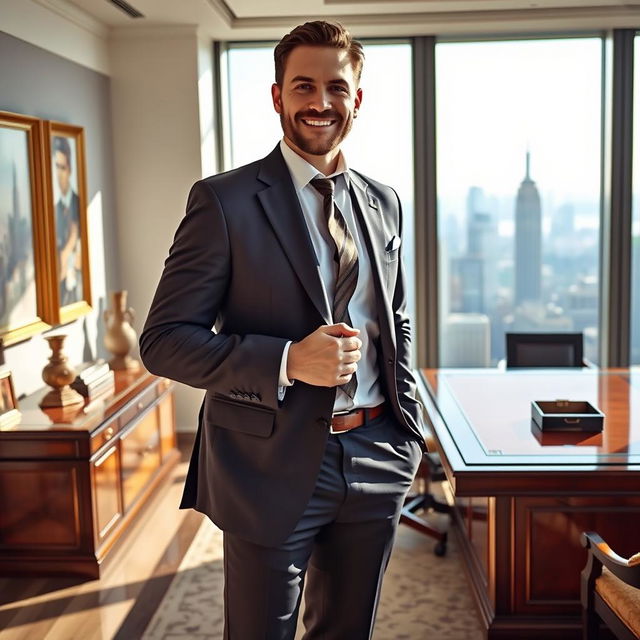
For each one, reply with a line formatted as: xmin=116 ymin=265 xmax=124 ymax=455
xmin=400 ymin=433 xmax=450 ymax=557
xmin=506 ymin=332 xmax=584 ymax=368
xmin=581 ymin=531 xmax=640 ymax=639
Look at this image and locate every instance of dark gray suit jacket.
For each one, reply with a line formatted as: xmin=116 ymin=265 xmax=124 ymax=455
xmin=140 ymin=145 xmax=424 ymax=547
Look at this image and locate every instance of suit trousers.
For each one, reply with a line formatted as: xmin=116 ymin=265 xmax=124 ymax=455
xmin=222 ymin=411 xmax=423 ymax=640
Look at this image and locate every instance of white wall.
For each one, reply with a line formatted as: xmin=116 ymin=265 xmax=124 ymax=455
xmin=1 ymin=0 xmax=110 ymax=74
xmin=110 ymin=27 xmax=213 ymax=431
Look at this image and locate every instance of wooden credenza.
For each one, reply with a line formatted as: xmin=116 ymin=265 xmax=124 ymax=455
xmin=0 ymin=369 xmax=179 ymax=578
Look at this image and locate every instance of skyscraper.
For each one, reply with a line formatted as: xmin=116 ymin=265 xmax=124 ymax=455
xmin=514 ymin=151 xmax=542 ymax=305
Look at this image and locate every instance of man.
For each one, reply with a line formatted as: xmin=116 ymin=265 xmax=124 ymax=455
xmin=140 ymin=21 xmax=425 ymax=639
xmin=53 ymin=136 xmax=82 ymax=306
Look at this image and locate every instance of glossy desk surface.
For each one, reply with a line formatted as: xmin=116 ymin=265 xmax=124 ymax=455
xmin=419 ymin=369 xmax=640 ymax=488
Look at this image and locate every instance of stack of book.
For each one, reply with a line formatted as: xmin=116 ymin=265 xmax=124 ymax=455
xmin=71 ymin=361 xmax=115 ymax=401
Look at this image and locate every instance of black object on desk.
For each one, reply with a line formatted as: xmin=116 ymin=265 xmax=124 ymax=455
xmin=531 ymin=399 xmax=604 ymax=432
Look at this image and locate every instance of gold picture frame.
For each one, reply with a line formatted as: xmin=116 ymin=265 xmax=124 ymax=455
xmin=43 ymin=121 xmax=92 ymax=325
xmin=0 ymin=369 xmax=20 ymax=429
xmin=0 ymin=111 xmax=52 ymax=345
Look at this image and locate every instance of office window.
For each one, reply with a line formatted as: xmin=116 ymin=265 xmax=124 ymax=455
xmin=632 ymin=34 xmax=640 ymax=365
xmin=435 ymin=38 xmax=603 ymax=367
xmin=226 ymin=42 xmax=416 ymax=321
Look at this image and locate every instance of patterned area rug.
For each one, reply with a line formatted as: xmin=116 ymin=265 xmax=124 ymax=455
xmin=142 ymin=514 xmax=483 ymax=639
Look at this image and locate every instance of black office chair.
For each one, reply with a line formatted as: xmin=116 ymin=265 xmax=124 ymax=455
xmin=506 ymin=332 xmax=584 ymax=368
xmin=400 ymin=444 xmax=450 ymax=556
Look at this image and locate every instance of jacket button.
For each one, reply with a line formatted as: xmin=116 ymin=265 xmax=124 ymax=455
xmin=387 ymin=358 xmax=394 ymax=365
xmin=317 ymin=417 xmax=330 ymax=428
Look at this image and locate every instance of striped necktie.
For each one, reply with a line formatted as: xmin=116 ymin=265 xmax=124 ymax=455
xmin=311 ymin=176 xmax=359 ymax=399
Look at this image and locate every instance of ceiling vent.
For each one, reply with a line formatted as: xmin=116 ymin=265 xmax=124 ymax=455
xmin=107 ymin=0 xmax=144 ymax=18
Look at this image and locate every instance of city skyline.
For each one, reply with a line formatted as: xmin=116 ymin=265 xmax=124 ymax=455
xmin=441 ymin=148 xmax=601 ymax=366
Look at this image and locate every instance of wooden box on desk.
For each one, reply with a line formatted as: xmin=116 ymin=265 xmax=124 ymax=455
xmin=0 ymin=369 xmax=178 ymax=578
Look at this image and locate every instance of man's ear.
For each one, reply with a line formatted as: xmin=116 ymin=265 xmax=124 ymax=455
xmin=355 ymin=87 xmax=363 ymax=113
xmin=271 ymin=83 xmax=283 ymax=114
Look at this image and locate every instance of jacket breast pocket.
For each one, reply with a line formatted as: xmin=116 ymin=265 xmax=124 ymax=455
xmin=205 ymin=395 xmax=275 ymax=438
xmin=385 ymin=248 xmax=399 ymax=263
xmin=385 ymin=235 xmax=401 ymax=263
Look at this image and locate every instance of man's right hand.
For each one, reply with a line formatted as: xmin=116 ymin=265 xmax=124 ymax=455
xmin=287 ymin=323 xmax=362 ymax=387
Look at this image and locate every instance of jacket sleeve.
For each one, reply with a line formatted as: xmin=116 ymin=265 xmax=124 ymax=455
xmin=390 ymin=188 xmax=425 ymax=437
xmin=139 ymin=179 xmax=287 ymax=410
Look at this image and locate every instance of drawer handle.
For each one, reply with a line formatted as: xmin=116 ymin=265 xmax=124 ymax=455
xmin=104 ymin=426 xmax=114 ymax=440
xmin=95 ymin=446 xmax=117 ymax=467
xmin=137 ymin=401 xmax=144 ymax=411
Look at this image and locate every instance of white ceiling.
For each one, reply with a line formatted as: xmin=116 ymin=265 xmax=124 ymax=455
xmin=62 ymin=0 xmax=640 ymax=39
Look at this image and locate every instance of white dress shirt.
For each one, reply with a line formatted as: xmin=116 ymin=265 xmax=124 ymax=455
xmin=278 ymin=139 xmax=384 ymax=412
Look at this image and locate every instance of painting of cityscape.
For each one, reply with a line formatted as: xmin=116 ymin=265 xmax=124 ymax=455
xmin=0 ymin=113 xmax=49 ymax=345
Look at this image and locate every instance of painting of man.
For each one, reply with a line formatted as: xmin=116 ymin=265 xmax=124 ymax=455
xmin=52 ymin=135 xmax=83 ymax=306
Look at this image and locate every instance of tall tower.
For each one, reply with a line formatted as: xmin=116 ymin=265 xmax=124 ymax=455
xmin=514 ymin=151 xmax=542 ymax=305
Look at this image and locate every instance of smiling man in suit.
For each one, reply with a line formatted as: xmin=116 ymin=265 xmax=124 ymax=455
xmin=140 ymin=20 xmax=425 ymax=640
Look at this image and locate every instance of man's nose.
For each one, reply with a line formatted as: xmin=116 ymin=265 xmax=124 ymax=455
xmin=308 ymin=88 xmax=331 ymax=112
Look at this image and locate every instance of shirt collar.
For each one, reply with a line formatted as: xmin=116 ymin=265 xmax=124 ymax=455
xmin=59 ymin=188 xmax=73 ymax=209
xmin=279 ymin=138 xmax=349 ymax=191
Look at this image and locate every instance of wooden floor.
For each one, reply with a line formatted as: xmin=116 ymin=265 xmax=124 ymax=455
xmin=0 ymin=435 xmax=201 ymax=640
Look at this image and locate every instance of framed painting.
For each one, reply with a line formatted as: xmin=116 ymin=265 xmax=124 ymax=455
xmin=0 ymin=111 xmax=51 ymax=345
xmin=43 ymin=121 xmax=92 ymax=324
xmin=0 ymin=369 xmax=20 ymax=429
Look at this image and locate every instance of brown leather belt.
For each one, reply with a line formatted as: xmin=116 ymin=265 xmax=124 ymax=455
xmin=330 ymin=403 xmax=386 ymax=434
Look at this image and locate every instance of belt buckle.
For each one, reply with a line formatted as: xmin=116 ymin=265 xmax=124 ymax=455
xmin=330 ymin=409 xmax=351 ymax=435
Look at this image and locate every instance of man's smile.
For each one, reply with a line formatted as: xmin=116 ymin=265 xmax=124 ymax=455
xmin=301 ymin=119 xmax=336 ymax=127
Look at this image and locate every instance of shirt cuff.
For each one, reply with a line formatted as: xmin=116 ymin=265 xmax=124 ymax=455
xmin=278 ymin=341 xmax=294 ymax=393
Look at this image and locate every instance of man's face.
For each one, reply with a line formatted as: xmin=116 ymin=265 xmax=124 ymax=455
xmin=54 ymin=150 xmax=71 ymax=196
xmin=271 ymin=45 xmax=362 ymax=158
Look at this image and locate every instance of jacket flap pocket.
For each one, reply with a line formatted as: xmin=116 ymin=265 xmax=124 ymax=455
xmin=206 ymin=395 xmax=275 ymax=438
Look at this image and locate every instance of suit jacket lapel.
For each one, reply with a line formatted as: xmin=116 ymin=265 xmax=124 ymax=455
xmin=349 ymin=171 xmax=396 ymax=351
xmin=257 ymin=146 xmax=331 ymax=324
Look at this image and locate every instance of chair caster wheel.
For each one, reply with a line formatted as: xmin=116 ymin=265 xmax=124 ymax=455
xmin=434 ymin=540 xmax=447 ymax=556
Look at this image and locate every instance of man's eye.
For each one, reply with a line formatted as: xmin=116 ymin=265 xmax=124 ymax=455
xmin=331 ymin=85 xmax=348 ymax=93
xmin=295 ymin=84 xmax=312 ymax=90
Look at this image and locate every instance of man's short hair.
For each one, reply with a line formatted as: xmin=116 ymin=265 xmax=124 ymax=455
xmin=53 ymin=136 xmax=72 ymax=171
xmin=274 ymin=21 xmax=364 ymax=86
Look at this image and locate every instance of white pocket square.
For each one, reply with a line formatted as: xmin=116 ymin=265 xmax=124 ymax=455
xmin=386 ymin=236 xmax=401 ymax=251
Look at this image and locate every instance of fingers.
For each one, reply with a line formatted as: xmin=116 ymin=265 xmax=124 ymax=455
xmin=341 ymin=336 xmax=362 ymax=352
xmin=338 ymin=361 xmax=358 ymax=376
xmin=340 ymin=348 xmax=361 ymax=364
xmin=322 ymin=322 xmax=360 ymax=337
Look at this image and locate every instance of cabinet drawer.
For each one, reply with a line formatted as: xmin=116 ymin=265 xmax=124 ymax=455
xmin=90 ymin=418 xmax=119 ymax=455
xmin=118 ymin=384 xmax=158 ymax=431
xmin=120 ymin=408 xmax=161 ymax=511
xmin=92 ymin=444 xmax=122 ymax=546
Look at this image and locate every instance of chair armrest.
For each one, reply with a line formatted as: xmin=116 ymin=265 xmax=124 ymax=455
xmin=582 ymin=532 xmax=640 ymax=588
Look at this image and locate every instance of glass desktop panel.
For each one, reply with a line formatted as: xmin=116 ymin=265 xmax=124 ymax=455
xmin=428 ymin=369 xmax=640 ymax=464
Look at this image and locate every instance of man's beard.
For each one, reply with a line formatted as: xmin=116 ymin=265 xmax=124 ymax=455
xmin=280 ymin=110 xmax=354 ymax=157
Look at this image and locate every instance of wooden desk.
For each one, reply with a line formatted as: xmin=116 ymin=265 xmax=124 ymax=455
xmin=418 ymin=368 xmax=640 ymax=640
xmin=0 ymin=369 xmax=178 ymax=578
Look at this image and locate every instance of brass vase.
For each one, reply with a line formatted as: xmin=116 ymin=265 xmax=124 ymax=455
xmin=40 ymin=334 xmax=84 ymax=408
xmin=104 ymin=290 xmax=140 ymax=371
